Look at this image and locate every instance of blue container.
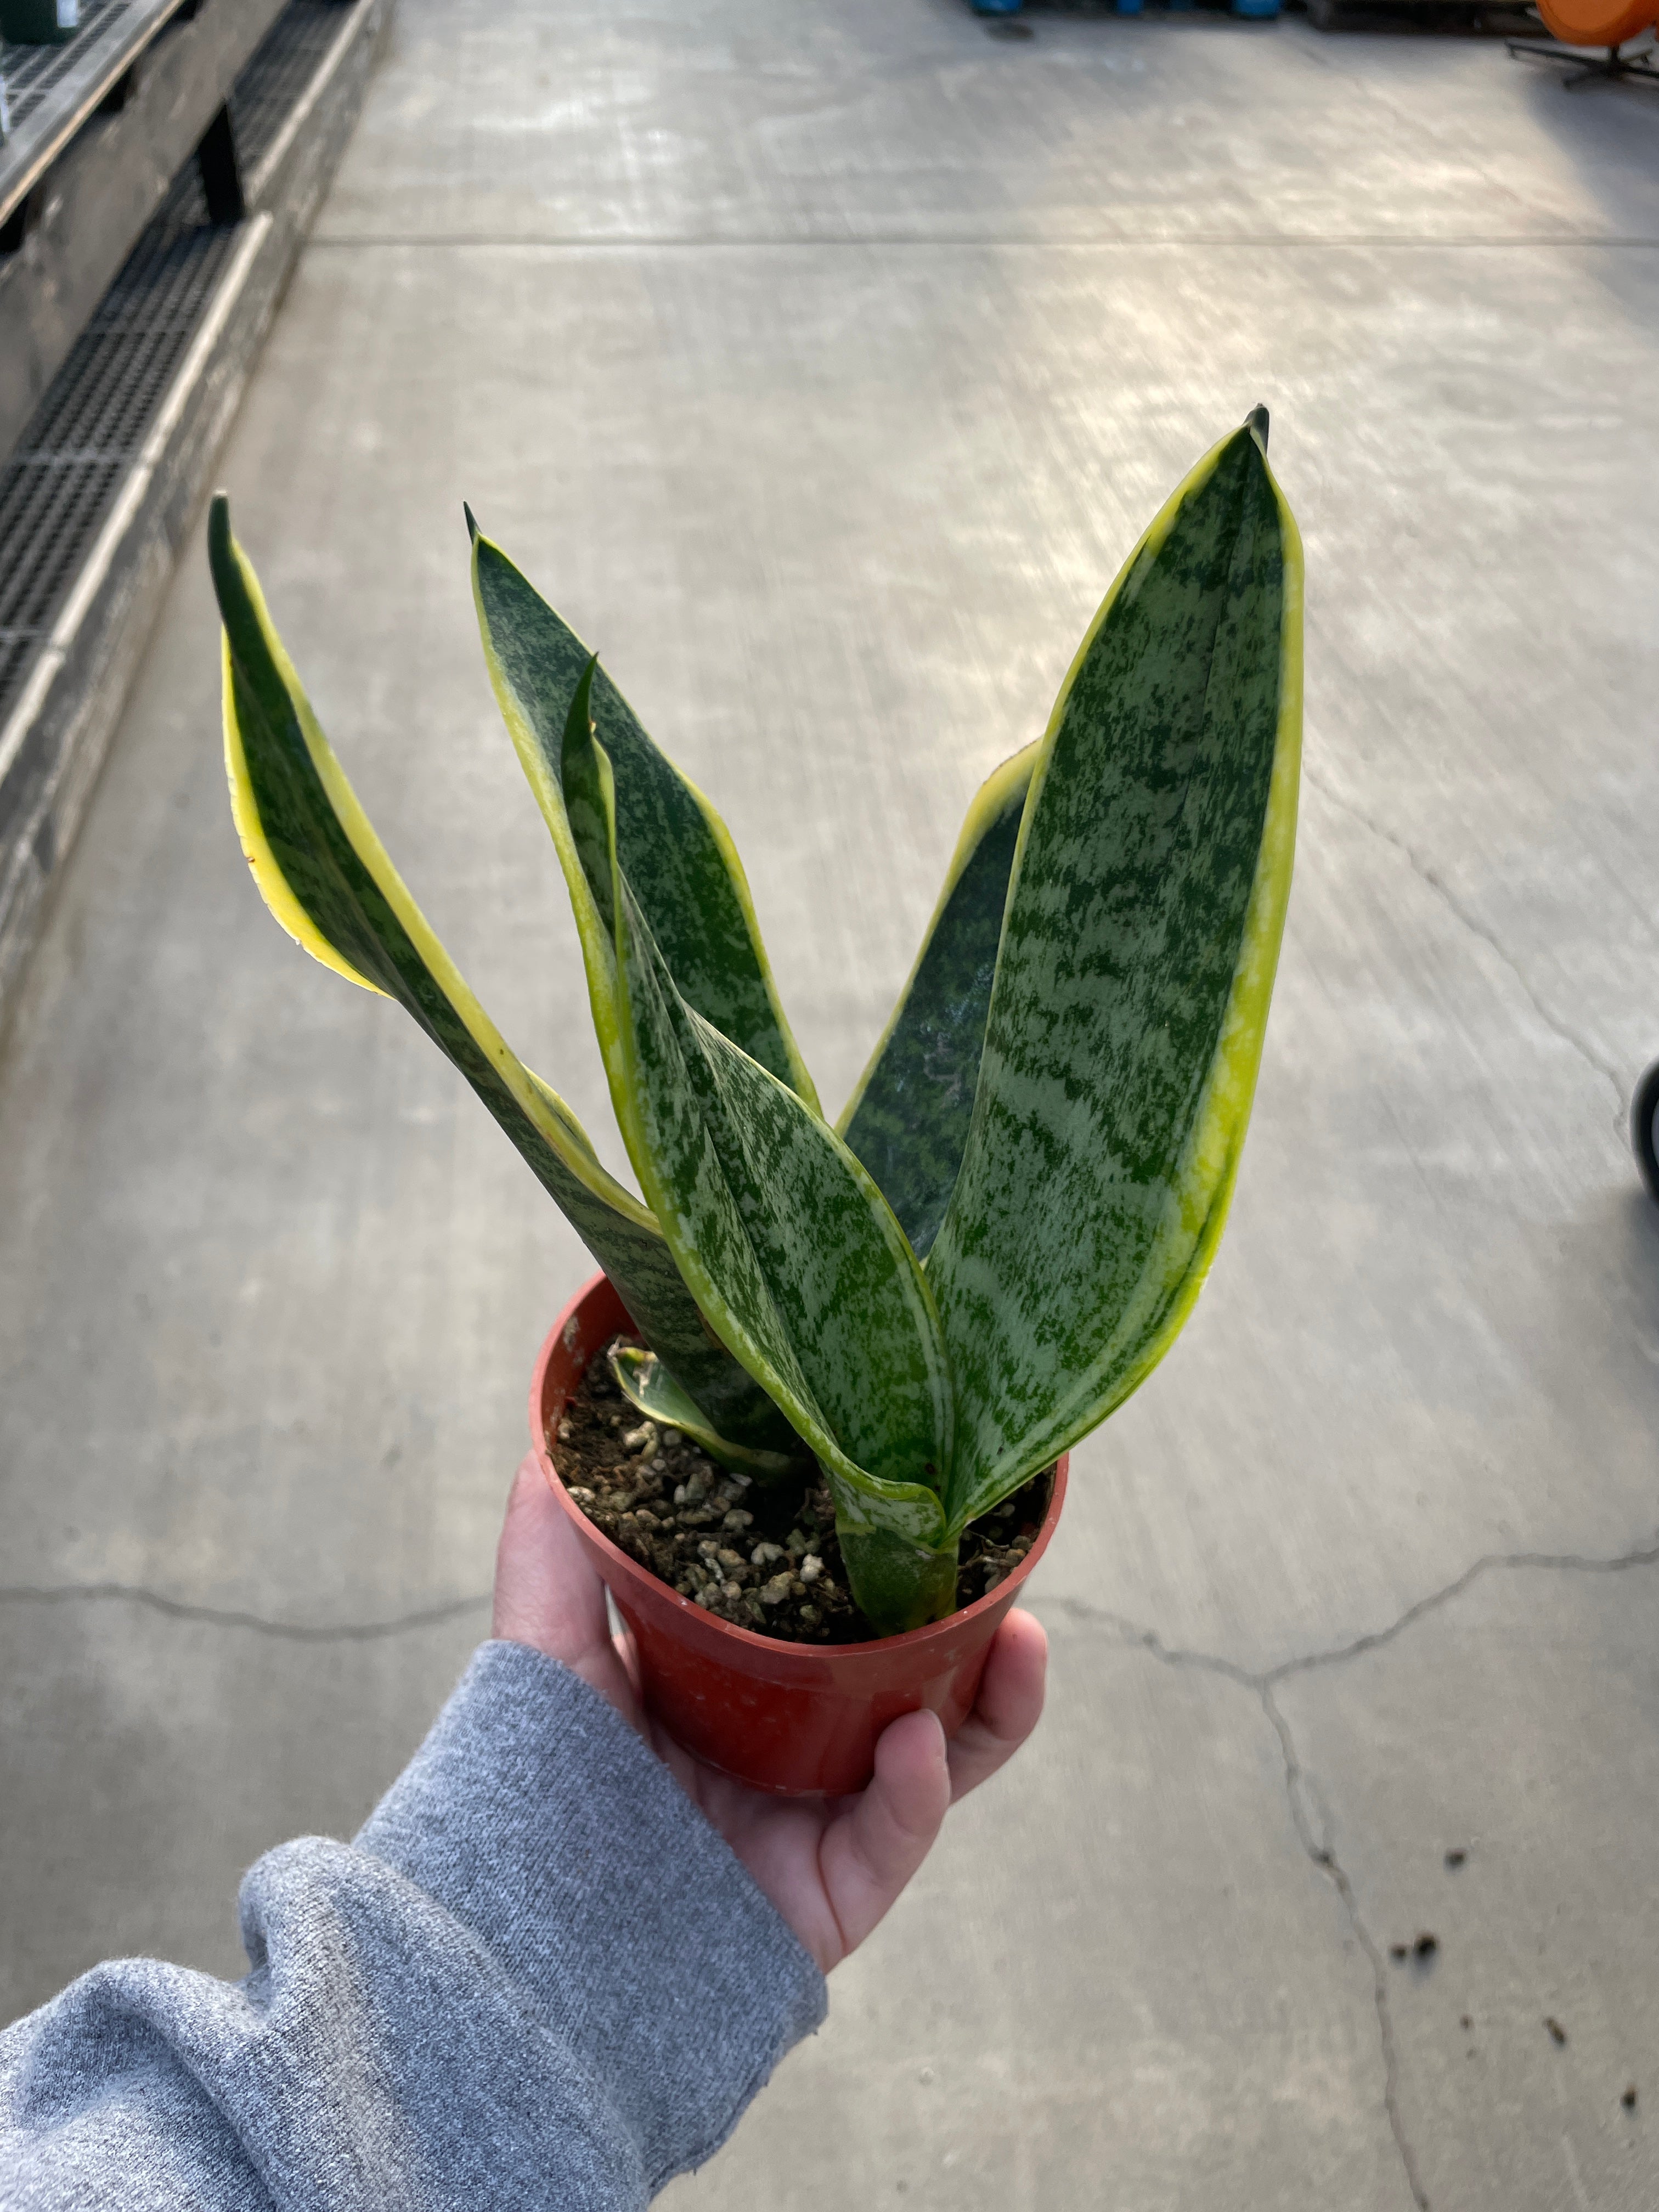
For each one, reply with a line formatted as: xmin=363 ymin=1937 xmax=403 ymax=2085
xmin=1231 ymin=0 xmax=1281 ymax=15
xmin=969 ymin=0 xmax=1023 ymax=13
xmin=1115 ymin=0 xmax=1145 ymax=14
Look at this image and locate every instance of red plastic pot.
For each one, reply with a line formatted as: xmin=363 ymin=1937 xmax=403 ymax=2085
xmin=531 ymin=1273 xmax=1068 ymax=1798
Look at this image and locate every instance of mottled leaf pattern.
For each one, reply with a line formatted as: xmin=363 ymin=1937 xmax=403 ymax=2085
xmin=207 ymin=498 xmax=786 ymax=1447
xmin=839 ymin=743 xmax=1037 ymax=1257
xmin=618 ymin=913 xmax=951 ymax=1497
xmin=612 ymin=874 xmax=957 ymax=1629
xmin=930 ymin=426 xmax=1302 ymax=1529
xmin=559 ymin=657 xmax=616 ymax=935
xmin=470 ymin=524 xmax=820 ymax=1108
xmin=544 ymin=674 xmax=958 ymax=1628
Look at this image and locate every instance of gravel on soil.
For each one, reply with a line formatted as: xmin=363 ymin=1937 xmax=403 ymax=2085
xmin=551 ymin=1334 xmax=1049 ymax=1645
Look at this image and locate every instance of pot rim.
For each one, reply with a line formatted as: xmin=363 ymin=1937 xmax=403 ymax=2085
xmin=530 ymin=1273 xmax=1068 ymax=1658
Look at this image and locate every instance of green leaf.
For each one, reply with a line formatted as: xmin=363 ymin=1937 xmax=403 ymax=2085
xmin=838 ymin=742 xmax=1037 ymax=1257
xmin=608 ymin=1345 xmax=799 ymax=1481
xmin=611 ymin=879 xmax=957 ymax=1629
xmin=469 ymin=522 xmax=820 ymax=1109
xmin=832 ymin=1517 xmax=961 ymax=1638
xmin=616 ymin=904 xmax=952 ymax=1506
xmin=929 ymin=421 xmax=1303 ymax=1530
xmin=207 ymin=495 xmax=786 ymax=1448
xmin=556 ymin=697 xmax=957 ymax=1629
xmin=558 ymin=656 xmax=616 ymax=932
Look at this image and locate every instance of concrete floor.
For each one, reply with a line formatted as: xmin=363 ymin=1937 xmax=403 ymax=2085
xmin=3 ymin=1 xmax=1658 ymax=2204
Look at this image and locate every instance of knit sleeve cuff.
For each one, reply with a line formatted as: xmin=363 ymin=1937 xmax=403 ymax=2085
xmin=354 ymin=1638 xmax=826 ymax=2187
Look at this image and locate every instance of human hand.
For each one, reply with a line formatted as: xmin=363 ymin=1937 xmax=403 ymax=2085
xmin=493 ymin=1454 xmax=1047 ymax=1974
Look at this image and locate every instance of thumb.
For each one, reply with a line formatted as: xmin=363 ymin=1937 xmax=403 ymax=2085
xmin=817 ymin=1707 xmax=952 ymax=1965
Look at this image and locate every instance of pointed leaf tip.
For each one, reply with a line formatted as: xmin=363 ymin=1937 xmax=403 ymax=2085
xmin=564 ymin=653 xmax=600 ymax=760
xmin=463 ymin=502 xmax=478 ymax=545
xmin=207 ymin=491 xmax=233 ymax=571
xmin=472 ymin=537 xmax=821 ymax=1107
xmin=1246 ymin=404 xmax=1269 ymax=452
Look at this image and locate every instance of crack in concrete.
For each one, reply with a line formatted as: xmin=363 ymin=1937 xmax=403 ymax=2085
xmin=1022 ymin=1525 xmax=1659 ymax=1691
xmin=1303 ymin=764 xmax=1628 ymax=1116
xmin=1037 ymin=1532 xmax=1659 ymax=2212
xmin=1257 ymin=1681 xmax=1430 ymax=2209
xmin=1271 ymin=1533 xmax=1659 ymax=1685
xmin=0 ymin=1582 xmax=492 ymax=1641
xmin=15 ymin=1538 xmax=1659 ymax=2207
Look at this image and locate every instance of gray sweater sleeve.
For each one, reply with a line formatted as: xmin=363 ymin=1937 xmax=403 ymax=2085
xmin=0 ymin=1639 xmax=828 ymax=2209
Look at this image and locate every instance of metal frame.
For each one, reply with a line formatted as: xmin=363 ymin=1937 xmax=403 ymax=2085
xmin=1505 ymin=32 xmax=1659 ymax=83
xmin=0 ymin=0 xmax=196 ymax=230
xmin=0 ymin=0 xmax=289 ymax=464
xmin=0 ymin=0 xmax=389 ymax=1043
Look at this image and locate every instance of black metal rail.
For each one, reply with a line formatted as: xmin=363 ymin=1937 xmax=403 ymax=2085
xmin=0 ymin=0 xmax=190 ymax=229
xmin=0 ymin=0 xmax=383 ymax=1038
xmin=0 ymin=0 xmax=350 ymax=728
xmin=0 ymin=0 xmax=297 ymax=460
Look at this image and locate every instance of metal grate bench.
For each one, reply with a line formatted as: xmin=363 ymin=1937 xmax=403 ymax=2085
xmin=0 ymin=0 xmax=386 ymax=1037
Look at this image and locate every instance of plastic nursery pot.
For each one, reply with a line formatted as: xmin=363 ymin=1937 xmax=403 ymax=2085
xmin=531 ymin=1273 xmax=1068 ymax=1798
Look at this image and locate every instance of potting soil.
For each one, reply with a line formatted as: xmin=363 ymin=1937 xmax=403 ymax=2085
xmin=552 ymin=1336 xmax=1047 ymax=1644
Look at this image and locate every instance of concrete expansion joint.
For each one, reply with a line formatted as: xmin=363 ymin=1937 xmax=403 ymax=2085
xmin=1301 ymin=763 xmax=1627 ymax=1118
xmin=303 ymin=230 xmax=1659 ymax=253
xmin=0 ymin=1582 xmax=492 ymax=1641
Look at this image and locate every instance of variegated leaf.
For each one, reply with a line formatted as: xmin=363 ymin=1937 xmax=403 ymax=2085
xmin=556 ymin=693 xmax=957 ymax=1630
xmin=608 ymin=1345 xmax=799 ymax=1481
xmin=930 ymin=421 xmax=1303 ymax=1530
xmin=470 ymin=521 xmax=820 ymax=1109
xmin=614 ymin=881 xmax=958 ymax=1629
xmin=208 ymin=496 xmax=786 ymax=1448
xmin=838 ymin=743 xmax=1037 ymax=1257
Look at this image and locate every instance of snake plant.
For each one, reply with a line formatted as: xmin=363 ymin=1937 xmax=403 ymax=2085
xmin=207 ymin=410 xmax=1302 ymax=1638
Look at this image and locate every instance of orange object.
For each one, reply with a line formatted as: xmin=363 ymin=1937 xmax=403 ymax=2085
xmin=1537 ymin=0 xmax=1654 ymax=44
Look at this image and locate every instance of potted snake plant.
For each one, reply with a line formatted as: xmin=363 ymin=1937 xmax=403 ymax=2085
xmin=207 ymin=408 xmax=1302 ymax=1795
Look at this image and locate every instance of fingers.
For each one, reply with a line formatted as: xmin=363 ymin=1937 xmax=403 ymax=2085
xmin=817 ymin=1707 xmax=951 ymax=1966
xmin=493 ymin=1454 xmax=639 ymax=1720
xmin=945 ymin=1608 xmax=1048 ymax=1804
